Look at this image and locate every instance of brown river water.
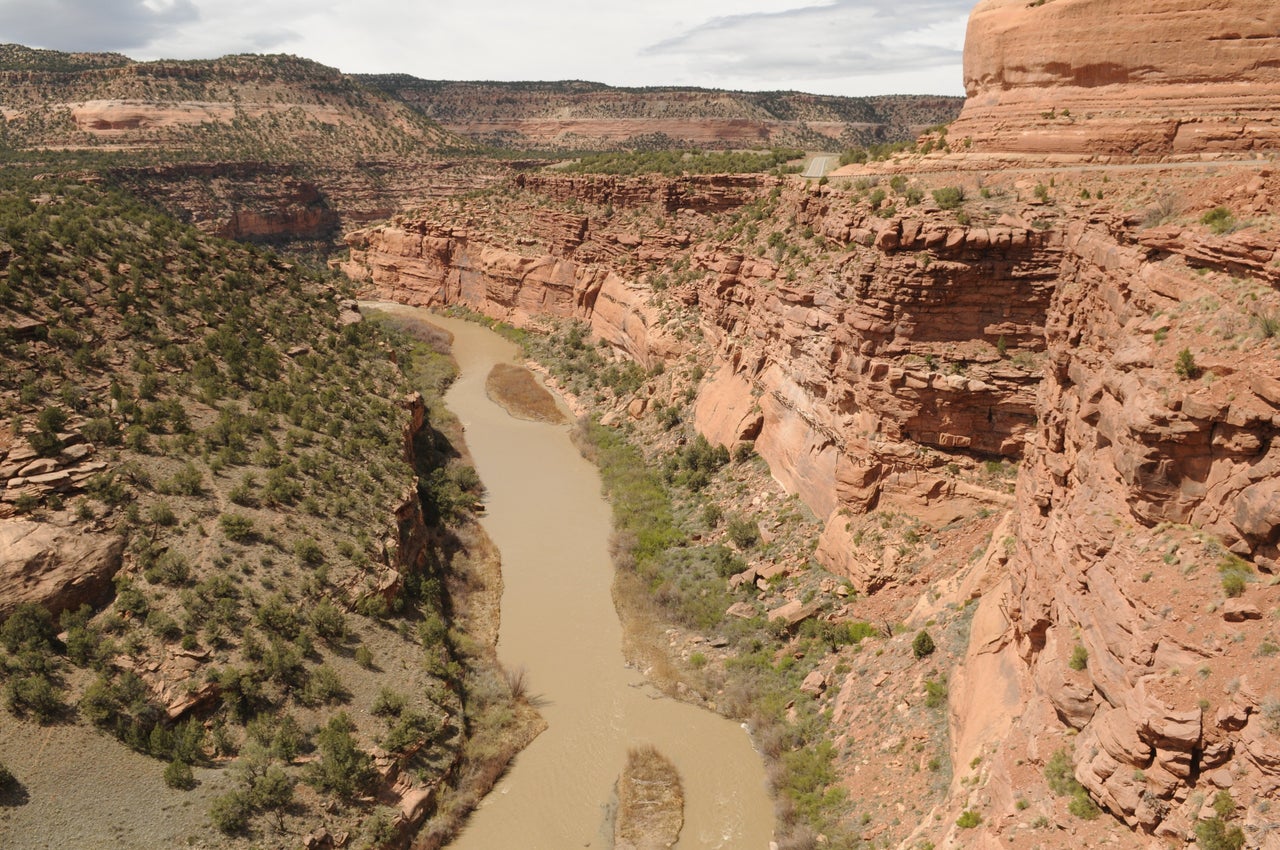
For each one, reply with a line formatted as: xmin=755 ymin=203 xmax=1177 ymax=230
xmin=402 ymin=310 xmax=775 ymax=850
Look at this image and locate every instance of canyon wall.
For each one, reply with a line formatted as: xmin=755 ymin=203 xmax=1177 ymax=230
xmin=954 ymin=197 xmax=1280 ymax=842
xmin=342 ymin=175 xmax=1057 ymax=593
xmin=359 ymin=77 xmax=963 ymax=151
xmin=343 ymin=166 xmax=1280 ymax=843
xmin=950 ymin=0 xmax=1280 ymax=158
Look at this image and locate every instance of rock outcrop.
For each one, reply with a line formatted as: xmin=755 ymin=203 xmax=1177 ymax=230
xmin=0 ymin=519 xmax=124 ymax=621
xmin=953 ymin=191 xmax=1280 ymax=841
xmin=359 ymin=77 xmax=963 ymax=151
xmin=950 ymin=0 xmax=1280 ymax=158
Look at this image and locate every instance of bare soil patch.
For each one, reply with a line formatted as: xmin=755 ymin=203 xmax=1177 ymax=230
xmin=484 ymin=364 xmax=566 ymax=424
xmin=613 ymin=745 xmax=684 ymax=850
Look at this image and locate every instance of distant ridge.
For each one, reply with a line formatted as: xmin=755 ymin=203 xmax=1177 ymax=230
xmin=358 ymin=76 xmax=963 ymax=151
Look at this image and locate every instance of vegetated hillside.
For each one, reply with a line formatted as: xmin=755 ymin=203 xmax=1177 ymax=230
xmin=359 ymin=76 xmax=963 ymax=151
xmin=0 ymin=44 xmax=463 ymax=163
xmin=0 ymin=46 xmax=508 ymax=256
xmin=0 ymin=174 xmax=536 ymax=848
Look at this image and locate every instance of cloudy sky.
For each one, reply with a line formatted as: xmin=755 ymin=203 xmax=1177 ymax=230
xmin=0 ymin=0 xmax=971 ymax=97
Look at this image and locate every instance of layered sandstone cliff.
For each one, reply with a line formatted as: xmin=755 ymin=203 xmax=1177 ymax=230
xmin=358 ymin=77 xmax=963 ymax=151
xmin=343 ymin=163 xmax=1280 ymax=845
xmin=342 ymin=174 xmax=1057 ymax=594
xmin=952 ymin=185 xmax=1280 ymax=845
xmin=950 ymin=0 xmax=1280 ymax=158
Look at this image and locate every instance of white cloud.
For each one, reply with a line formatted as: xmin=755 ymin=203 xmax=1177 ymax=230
xmin=641 ymin=0 xmax=968 ymax=94
xmin=0 ymin=0 xmax=968 ymax=96
xmin=0 ymin=0 xmax=198 ymax=52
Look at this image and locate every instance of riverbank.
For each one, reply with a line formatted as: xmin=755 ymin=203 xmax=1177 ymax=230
xmin=387 ymin=309 xmax=774 ymax=850
xmin=360 ymin=307 xmax=547 ymax=850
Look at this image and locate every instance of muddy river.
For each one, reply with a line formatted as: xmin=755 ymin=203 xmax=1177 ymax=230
xmin=407 ymin=310 xmax=774 ymax=849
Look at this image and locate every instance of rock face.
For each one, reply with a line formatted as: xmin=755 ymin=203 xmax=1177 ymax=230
xmin=950 ymin=0 xmax=1280 ymax=157
xmin=111 ymin=162 xmax=340 ymax=242
xmin=344 ymin=176 xmax=1056 ymax=596
xmin=359 ymin=77 xmax=963 ymax=151
xmin=953 ymin=187 xmax=1280 ymax=840
xmin=0 ymin=519 xmax=125 ymax=621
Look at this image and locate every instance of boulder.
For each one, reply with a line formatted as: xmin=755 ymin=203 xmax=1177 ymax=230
xmin=1222 ymin=600 xmax=1262 ymax=622
xmin=800 ymin=670 xmax=827 ymax=697
xmin=0 ymin=519 xmax=125 ymax=620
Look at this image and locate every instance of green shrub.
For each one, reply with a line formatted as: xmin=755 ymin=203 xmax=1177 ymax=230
xmin=1195 ymin=817 xmax=1245 ymax=850
xmin=5 ymin=673 xmax=63 ymax=723
xmin=912 ymin=630 xmax=936 ymax=659
xmin=166 ymin=463 xmax=204 ymax=496
xmin=164 ymin=758 xmax=196 ymax=790
xmin=381 ymin=710 xmax=438 ymax=753
xmin=361 ymin=807 xmax=401 ymax=848
xmin=1174 ymin=348 xmax=1200 ymax=380
xmin=1220 ymin=556 xmax=1251 ymax=598
xmin=308 ymin=599 xmax=347 ymax=643
xmin=31 ymin=406 xmax=67 ymax=456
xmin=956 ymin=809 xmax=982 ymax=828
xmin=1069 ymin=644 xmax=1088 ymax=671
xmin=219 ymin=512 xmax=256 ymax=543
xmin=1253 ymin=310 xmax=1280 ymax=339
xmin=1 ymin=603 xmax=57 ymax=654
xmin=727 ymin=516 xmax=759 ymax=550
xmin=146 ymin=502 xmax=177 ymax=526
xmin=301 ymin=665 xmax=348 ymax=707
xmin=307 ymin=713 xmax=375 ymax=800
xmin=924 ymin=678 xmax=948 ymax=709
xmin=209 ymin=789 xmax=252 ymax=834
xmin=1068 ymin=790 xmax=1100 ymax=819
xmin=1222 ymin=572 xmax=1246 ymax=598
xmin=932 ymin=186 xmax=965 ymax=210
xmin=1212 ymin=790 xmax=1236 ymax=820
xmin=1201 ymin=206 xmax=1237 ymax=235
xmin=372 ymin=687 xmax=407 ymax=718
xmin=294 ymin=537 xmax=324 ymax=567
xmin=144 ymin=552 xmax=190 ymax=586
xmin=255 ymin=595 xmax=302 ymax=639
xmin=1045 ymin=749 xmax=1081 ymax=796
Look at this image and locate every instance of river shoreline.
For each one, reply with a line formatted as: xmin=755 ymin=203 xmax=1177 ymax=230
xmin=371 ymin=305 xmax=773 ymax=850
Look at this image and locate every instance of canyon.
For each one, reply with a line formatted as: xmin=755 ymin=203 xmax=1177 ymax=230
xmin=4 ymin=0 xmax=1280 ymax=848
xmin=343 ymin=159 xmax=1280 ymax=849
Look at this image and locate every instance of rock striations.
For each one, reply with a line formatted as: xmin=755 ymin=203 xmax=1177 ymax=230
xmin=342 ymin=175 xmax=1059 ymax=595
xmin=950 ymin=0 xmax=1280 ymax=158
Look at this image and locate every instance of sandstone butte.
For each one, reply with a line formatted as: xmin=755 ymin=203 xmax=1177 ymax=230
xmin=950 ymin=0 xmax=1280 ymax=158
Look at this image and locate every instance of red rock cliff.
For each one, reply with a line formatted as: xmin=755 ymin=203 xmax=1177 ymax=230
xmin=950 ymin=0 xmax=1280 ymax=158
xmin=343 ymin=175 xmax=1058 ymax=595
xmin=343 ymin=166 xmax=1280 ymax=844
